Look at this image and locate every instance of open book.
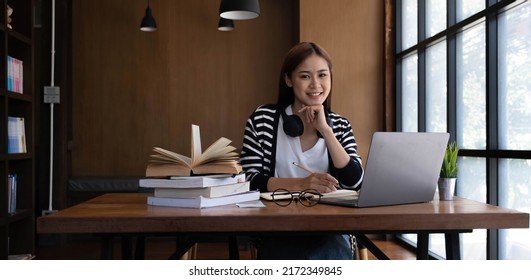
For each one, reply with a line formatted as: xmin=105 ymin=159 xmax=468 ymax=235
xmin=146 ymin=124 xmax=242 ymax=177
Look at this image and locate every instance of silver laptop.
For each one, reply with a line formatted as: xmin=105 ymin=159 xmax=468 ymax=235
xmin=318 ymin=132 xmax=449 ymax=208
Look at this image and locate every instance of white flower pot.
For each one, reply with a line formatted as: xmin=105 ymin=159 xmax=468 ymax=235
xmin=437 ymin=178 xmax=456 ymax=201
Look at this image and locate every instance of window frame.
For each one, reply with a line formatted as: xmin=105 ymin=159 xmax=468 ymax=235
xmin=393 ymin=0 xmax=531 ymax=259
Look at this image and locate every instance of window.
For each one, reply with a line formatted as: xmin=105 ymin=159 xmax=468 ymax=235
xmin=498 ymin=1 xmax=531 ymax=259
xmin=426 ymin=41 xmax=447 ymax=133
xmin=456 ymin=22 xmax=486 ymax=149
xmin=395 ymin=0 xmax=531 ymax=259
xmin=401 ymin=54 xmax=418 ymax=132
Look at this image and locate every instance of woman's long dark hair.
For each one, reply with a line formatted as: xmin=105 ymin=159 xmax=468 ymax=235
xmin=276 ymin=42 xmax=333 ymax=112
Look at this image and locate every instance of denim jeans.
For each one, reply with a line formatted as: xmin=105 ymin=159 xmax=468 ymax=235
xmin=255 ymin=234 xmax=353 ymax=260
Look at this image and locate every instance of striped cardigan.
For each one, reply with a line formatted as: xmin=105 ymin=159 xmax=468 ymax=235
xmin=240 ymin=104 xmax=364 ymax=192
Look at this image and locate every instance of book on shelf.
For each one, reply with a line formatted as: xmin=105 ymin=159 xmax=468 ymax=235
xmin=7 ymin=116 xmax=27 ymax=154
xmin=147 ymin=190 xmax=260 ymax=209
xmin=139 ymin=172 xmax=245 ymax=189
xmin=7 ymin=56 xmax=23 ymax=94
xmin=7 ymin=56 xmax=12 ymax=91
xmin=7 ymin=174 xmax=17 ymax=214
xmin=154 ymin=181 xmax=250 ymax=198
xmin=145 ymin=124 xmax=242 ymax=177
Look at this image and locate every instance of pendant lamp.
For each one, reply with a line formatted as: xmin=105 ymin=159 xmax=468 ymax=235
xmin=219 ymin=0 xmax=260 ymax=20
xmin=218 ymin=18 xmax=235 ymax=31
xmin=140 ymin=1 xmax=157 ymax=32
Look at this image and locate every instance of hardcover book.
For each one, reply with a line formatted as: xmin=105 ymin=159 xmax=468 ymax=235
xmin=139 ymin=173 xmax=246 ymax=189
xmin=147 ymin=190 xmax=259 ymax=209
xmin=7 ymin=116 xmax=26 ymax=154
xmin=7 ymin=174 xmax=17 ymax=214
xmin=146 ymin=124 xmax=242 ymax=177
xmin=153 ymin=181 xmax=250 ymax=198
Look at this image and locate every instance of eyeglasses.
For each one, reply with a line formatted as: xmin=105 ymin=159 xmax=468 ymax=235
xmin=270 ymin=188 xmax=322 ymax=207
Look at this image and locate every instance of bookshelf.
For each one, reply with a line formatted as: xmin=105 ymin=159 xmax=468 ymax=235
xmin=0 ymin=0 xmax=35 ymax=259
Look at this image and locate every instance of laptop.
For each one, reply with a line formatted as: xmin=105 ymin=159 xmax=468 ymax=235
xmin=317 ymin=132 xmax=449 ymax=208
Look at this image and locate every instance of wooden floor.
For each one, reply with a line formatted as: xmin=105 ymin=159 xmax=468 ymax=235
xmin=35 ymin=234 xmax=417 ymax=260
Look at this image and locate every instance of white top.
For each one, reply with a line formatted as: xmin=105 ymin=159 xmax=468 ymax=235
xmin=275 ymin=106 xmax=329 ymax=178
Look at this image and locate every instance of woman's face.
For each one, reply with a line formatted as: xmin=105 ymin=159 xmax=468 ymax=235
xmin=285 ymin=54 xmax=331 ymax=109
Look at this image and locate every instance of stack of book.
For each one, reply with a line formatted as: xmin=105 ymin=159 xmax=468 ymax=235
xmin=142 ymin=124 xmax=257 ymax=208
xmin=141 ymin=173 xmax=259 ymax=208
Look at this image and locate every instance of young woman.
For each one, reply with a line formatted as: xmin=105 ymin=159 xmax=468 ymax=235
xmin=240 ymin=42 xmax=364 ymax=259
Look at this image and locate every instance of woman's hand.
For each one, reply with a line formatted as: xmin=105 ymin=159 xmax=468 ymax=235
xmin=298 ymin=172 xmax=339 ymax=193
xmin=298 ymin=105 xmax=331 ymax=136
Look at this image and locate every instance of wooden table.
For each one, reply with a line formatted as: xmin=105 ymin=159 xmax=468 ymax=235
xmin=37 ymin=193 xmax=529 ymax=260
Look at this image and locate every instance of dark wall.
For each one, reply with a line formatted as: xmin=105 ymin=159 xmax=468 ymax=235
xmin=35 ymin=0 xmax=384 ymax=210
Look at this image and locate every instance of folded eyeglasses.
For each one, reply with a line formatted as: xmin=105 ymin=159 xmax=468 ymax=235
xmin=270 ymin=188 xmax=322 ymax=207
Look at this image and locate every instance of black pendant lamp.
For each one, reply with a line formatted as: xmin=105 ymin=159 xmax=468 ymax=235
xmin=140 ymin=1 xmax=157 ymax=32
xmin=219 ymin=0 xmax=260 ymax=20
xmin=218 ymin=18 xmax=235 ymax=31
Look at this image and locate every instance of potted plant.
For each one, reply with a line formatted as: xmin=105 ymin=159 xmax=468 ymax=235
xmin=438 ymin=142 xmax=459 ymax=200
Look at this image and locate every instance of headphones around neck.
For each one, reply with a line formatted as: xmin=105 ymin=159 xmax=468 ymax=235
xmin=280 ymin=104 xmax=332 ymax=138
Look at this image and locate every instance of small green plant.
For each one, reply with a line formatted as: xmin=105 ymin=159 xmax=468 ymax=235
xmin=440 ymin=142 xmax=459 ymax=178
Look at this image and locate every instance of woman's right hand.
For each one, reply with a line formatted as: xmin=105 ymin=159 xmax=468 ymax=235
xmin=298 ymin=172 xmax=339 ymax=193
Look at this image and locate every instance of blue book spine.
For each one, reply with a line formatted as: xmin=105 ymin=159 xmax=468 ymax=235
xmin=7 ymin=56 xmax=13 ymax=91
